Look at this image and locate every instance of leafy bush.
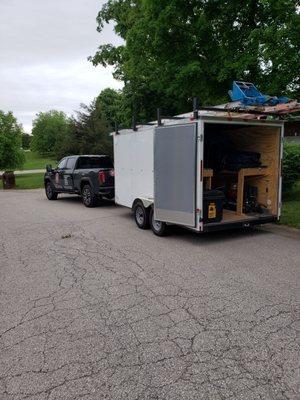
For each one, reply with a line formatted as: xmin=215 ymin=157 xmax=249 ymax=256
xmin=282 ymin=142 xmax=300 ymax=192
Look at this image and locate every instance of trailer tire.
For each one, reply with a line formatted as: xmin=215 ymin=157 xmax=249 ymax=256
xmin=45 ymin=182 xmax=58 ymax=200
xmin=149 ymin=207 xmax=169 ymax=236
xmin=82 ymin=184 xmax=97 ymax=207
xmin=133 ymin=201 xmax=150 ymax=229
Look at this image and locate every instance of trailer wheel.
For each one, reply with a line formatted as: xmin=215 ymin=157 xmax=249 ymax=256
xmin=149 ymin=207 xmax=169 ymax=236
xmin=133 ymin=201 xmax=150 ymax=229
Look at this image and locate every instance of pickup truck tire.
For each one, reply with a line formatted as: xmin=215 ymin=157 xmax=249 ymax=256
xmin=45 ymin=182 xmax=58 ymax=200
xmin=133 ymin=201 xmax=150 ymax=229
xmin=149 ymin=207 xmax=169 ymax=236
xmin=82 ymin=184 xmax=97 ymax=207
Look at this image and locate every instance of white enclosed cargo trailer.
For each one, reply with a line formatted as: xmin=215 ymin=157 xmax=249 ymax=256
xmin=112 ymin=111 xmax=284 ymax=236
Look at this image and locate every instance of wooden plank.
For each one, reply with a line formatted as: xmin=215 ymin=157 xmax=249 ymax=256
xmin=221 ymin=167 xmax=269 ymax=177
xmin=203 ymin=169 xmax=213 ymax=178
xmin=203 ymin=169 xmax=213 ymax=190
xmin=241 ymin=167 xmax=269 ymax=176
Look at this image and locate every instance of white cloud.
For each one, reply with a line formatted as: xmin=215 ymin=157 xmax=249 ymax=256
xmin=0 ymin=0 xmax=123 ymax=132
xmin=0 ymin=61 xmax=123 ymax=132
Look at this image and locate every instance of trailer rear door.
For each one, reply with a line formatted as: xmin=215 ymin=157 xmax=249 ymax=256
xmin=154 ymin=123 xmax=197 ymax=227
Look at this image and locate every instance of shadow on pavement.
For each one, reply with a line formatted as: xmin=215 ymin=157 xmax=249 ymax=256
xmin=117 ymin=207 xmax=270 ymax=244
xmin=170 ymin=225 xmax=270 ymax=245
xmin=56 ymin=194 xmax=116 ymax=207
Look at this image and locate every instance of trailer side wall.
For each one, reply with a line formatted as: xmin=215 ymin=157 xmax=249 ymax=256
xmin=114 ymin=129 xmax=154 ymax=208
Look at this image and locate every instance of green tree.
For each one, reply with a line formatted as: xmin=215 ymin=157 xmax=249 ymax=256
xmin=91 ymin=0 xmax=300 ymax=121
xmin=31 ymin=111 xmax=71 ymax=156
xmin=97 ymin=88 xmax=131 ymax=128
xmin=75 ymin=100 xmax=113 ymax=156
xmin=58 ymin=95 xmax=116 ymax=159
xmin=0 ymin=111 xmax=24 ymax=171
xmin=21 ymin=133 xmax=31 ymax=150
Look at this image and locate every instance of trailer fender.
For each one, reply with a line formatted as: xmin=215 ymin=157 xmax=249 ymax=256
xmin=131 ymin=198 xmax=153 ymax=211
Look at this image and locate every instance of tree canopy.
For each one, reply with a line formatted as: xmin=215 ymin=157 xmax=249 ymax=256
xmin=0 ymin=111 xmax=24 ymax=171
xmin=58 ymin=99 xmax=113 ymax=160
xmin=31 ymin=110 xmax=71 ymax=156
xmin=91 ymin=0 xmax=300 ymax=122
xmin=97 ymin=88 xmax=131 ymax=128
xmin=21 ymin=133 xmax=31 ymax=150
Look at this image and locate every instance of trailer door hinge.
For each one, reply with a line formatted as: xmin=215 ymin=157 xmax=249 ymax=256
xmin=198 ymin=134 xmax=203 ymax=141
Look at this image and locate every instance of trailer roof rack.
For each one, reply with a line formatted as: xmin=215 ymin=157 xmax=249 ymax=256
xmin=199 ymin=106 xmax=284 ymax=118
xmin=113 ymin=98 xmax=299 ymax=134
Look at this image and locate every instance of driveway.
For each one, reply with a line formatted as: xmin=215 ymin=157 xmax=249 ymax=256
xmin=0 ymin=189 xmax=299 ymax=400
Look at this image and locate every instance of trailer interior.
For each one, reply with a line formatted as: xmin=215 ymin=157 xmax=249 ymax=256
xmin=203 ymin=122 xmax=281 ymax=228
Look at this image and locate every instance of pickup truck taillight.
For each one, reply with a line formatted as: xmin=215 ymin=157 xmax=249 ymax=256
xmin=109 ymin=169 xmax=115 ymax=177
xmin=98 ymin=171 xmax=106 ymax=184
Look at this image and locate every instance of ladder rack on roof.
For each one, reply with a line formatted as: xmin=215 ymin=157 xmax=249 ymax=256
xmin=200 ymin=101 xmax=300 ymax=116
xmin=115 ymin=86 xmax=299 ymax=133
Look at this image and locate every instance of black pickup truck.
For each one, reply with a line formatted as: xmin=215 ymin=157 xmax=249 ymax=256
xmin=44 ymin=155 xmax=114 ymax=207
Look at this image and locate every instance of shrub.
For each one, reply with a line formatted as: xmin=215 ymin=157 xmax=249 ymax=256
xmin=282 ymin=142 xmax=300 ymax=192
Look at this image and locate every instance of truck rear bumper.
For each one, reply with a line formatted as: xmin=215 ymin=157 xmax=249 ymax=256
xmin=98 ymin=187 xmax=114 ymax=195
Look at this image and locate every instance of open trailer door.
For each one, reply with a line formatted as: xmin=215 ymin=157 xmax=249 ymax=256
xmin=154 ymin=123 xmax=197 ymax=227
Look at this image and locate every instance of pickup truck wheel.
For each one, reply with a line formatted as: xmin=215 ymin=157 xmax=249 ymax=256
xmin=82 ymin=184 xmax=97 ymax=207
xmin=149 ymin=207 xmax=169 ymax=236
xmin=133 ymin=202 xmax=150 ymax=229
xmin=45 ymin=182 xmax=58 ymax=200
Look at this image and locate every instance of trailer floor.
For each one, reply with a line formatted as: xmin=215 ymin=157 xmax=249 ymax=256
xmin=222 ymin=209 xmax=267 ymax=222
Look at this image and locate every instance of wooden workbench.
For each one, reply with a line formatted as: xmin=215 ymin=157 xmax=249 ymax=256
xmin=222 ymin=167 xmax=269 ymax=215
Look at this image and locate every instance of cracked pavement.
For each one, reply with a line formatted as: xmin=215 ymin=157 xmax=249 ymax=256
xmin=0 ymin=189 xmax=299 ymax=400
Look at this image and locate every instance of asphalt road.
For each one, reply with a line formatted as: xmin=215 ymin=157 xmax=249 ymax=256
xmin=0 ymin=189 xmax=299 ymax=400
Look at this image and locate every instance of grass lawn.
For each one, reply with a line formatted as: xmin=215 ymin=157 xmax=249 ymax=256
xmin=280 ymin=181 xmax=300 ymax=229
xmin=22 ymin=151 xmax=57 ymax=170
xmin=15 ymin=173 xmax=45 ymax=189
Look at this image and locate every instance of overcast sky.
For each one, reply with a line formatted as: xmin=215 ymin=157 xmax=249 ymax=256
xmin=0 ymin=0 xmax=123 ymax=132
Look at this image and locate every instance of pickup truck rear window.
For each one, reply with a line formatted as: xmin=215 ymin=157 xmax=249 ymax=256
xmin=76 ymin=157 xmax=113 ymax=169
